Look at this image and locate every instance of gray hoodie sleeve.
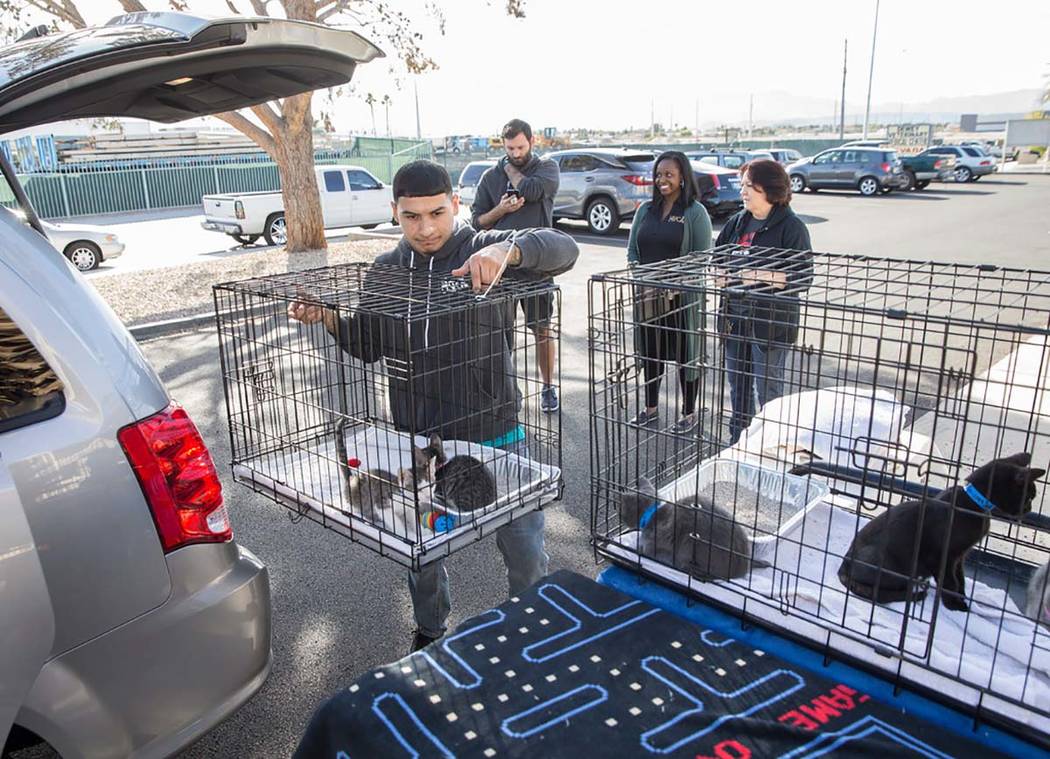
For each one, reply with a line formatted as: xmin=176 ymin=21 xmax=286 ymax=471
xmin=472 ymin=227 xmax=579 ymax=279
xmin=515 ymin=158 xmax=559 ymax=203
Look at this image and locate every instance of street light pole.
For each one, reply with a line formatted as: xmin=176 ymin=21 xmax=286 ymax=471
xmin=862 ymin=0 xmax=880 ymax=139
xmin=840 ymin=38 xmax=847 ymax=141
xmin=413 ymin=79 xmax=421 ymax=140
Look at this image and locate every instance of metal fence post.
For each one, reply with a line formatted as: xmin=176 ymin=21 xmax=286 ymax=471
xmin=141 ymin=168 xmax=151 ymax=210
xmin=213 ymin=165 xmax=220 ymax=193
xmin=59 ymin=172 xmax=71 ymax=217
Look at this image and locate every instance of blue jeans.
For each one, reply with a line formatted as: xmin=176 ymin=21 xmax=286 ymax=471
xmin=724 ymin=337 xmax=788 ymax=443
xmin=408 ymin=439 xmax=548 ymax=638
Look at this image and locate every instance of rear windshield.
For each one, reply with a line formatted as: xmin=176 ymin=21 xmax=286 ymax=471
xmin=0 ymin=24 xmax=185 ymax=90
xmin=883 ymin=151 xmax=898 ymax=162
xmin=962 ymin=147 xmax=982 ymax=157
xmin=458 ymin=164 xmax=489 ymax=187
xmin=622 ymin=154 xmax=656 ymax=171
xmin=0 ymin=307 xmax=65 ymax=434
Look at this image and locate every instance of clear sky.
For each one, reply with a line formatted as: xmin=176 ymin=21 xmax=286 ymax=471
xmin=75 ymin=0 xmax=1050 ymax=137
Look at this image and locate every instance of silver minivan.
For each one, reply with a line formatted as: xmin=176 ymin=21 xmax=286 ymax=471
xmin=0 ymin=13 xmax=380 ymax=758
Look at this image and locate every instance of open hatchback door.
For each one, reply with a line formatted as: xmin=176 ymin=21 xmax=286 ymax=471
xmin=0 ymin=11 xmax=383 ymax=132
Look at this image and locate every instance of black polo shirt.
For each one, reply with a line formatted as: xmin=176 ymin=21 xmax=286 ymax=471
xmin=636 ymin=197 xmax=686 ymax=264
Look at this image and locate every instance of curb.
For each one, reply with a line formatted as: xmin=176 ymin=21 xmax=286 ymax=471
xmin=128 ymin=312 xmax=215 ymax=341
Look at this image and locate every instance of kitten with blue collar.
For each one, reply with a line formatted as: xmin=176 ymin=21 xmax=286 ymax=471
xmin=616 ymin=475 xmax=751 ymax=580
xmin=839 ymin=452 xmax=1044 ymax=611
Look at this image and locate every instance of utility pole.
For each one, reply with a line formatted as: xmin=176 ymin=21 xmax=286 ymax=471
xmin=650 ymin=98 xmax=655 ymax=139
xmin=840 ymin=38 xmax=847 ymax=141
xmin=863 ymin=0 xmax=880 ymax=139
xmin=748 ymin=94 xmax=754 ymax=139
xmin=413 ymin=79 xmax=422 ymax=140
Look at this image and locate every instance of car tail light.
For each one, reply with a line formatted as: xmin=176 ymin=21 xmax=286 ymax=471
xmin=621 ymin=174 xmax=653 ymax=186
xmin=234 ymin=200 xmax=245 ymax=219
xmin=880 ymin=162 xmax=891 ymax=172
xmin=709 ymin=173 xmax=721 ymax=190
xmin=934 ymin=159 xmax=944 ymax=169
xmin=980 ymin=160 xmax=991 ymax=166
xmin=118 ymin=404 xmax=231 ymax=553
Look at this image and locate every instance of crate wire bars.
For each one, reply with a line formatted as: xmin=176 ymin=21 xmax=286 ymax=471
xmin=215 ymin=261 xmax=562 ymax=570
xmin=589 ymin=244 xmax=1050 ymax=739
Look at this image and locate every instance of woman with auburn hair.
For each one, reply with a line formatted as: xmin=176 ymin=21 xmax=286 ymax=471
xmin=626 ymin=150 xmax=712 ymax=434
xmin=713 ymin=158 xmax=813 ymax=442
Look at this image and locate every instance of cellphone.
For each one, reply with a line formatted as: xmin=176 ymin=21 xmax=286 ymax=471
xmin=505 ymin=187 xmax=522 ymax=199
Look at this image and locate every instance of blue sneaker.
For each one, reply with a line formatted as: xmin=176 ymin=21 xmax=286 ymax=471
xmin=541 ymin=385 xmax=560 ymax=413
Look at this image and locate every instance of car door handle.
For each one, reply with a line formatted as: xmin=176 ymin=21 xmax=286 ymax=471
xmin=585 ymin=177 xmax=594 ymax=182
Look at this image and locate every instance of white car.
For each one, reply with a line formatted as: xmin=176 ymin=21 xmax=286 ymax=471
xmin=923 ymin=145 xmax=998 ymax=182
xmin=41 ymin=220 xmax=124 ymax=272
xmin=201 ymin=164 xmax=393 ymax=246
xmin=456 ymin=159 xmax=497 ymax=208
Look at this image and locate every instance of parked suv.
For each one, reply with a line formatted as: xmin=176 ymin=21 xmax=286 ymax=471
xmin=920 ymin=145 xmax=997 ymax=182
xmin=456 ymin=159 xmax=497 ymax=208
xmin=686 ymin=149 xmax=775 ymax=170
xmin=769 ymin=148 xmax=804 ymax=165
xmin=0 ymin=13 xmax=381 ymax=757
xmin=547 ymin=148 xmax=656 ymax=235
xmin=788 ymin=147 xmax=907 ymax=196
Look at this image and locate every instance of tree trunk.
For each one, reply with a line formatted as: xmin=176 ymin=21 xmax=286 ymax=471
xmin=273 ymin=93 xmax=326 ymax=252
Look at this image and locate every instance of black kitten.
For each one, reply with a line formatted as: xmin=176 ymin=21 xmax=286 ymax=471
xmin=838 ymin=452 xmax=1045 ymax=611
xmin=410 ymin=433 xmax=497 ymax=512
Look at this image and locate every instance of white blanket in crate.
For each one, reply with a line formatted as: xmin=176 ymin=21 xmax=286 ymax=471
xmin=607 ymin=499 xmax=1050 ymax=732
xmin=235 ymin=425 xmax=560 ymax=553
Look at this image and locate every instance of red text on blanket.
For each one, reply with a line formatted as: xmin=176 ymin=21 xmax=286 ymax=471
xmin=777 ymin=684 xmax=871 ymax=731
xmin=695 ymin=738 xmax=750 ymax=759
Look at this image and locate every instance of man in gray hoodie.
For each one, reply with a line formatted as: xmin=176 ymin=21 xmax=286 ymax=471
xmin=471 ymin=119 xmax=563 ymax=413
xmin=288 ymin=160 xmax=578 ymax=652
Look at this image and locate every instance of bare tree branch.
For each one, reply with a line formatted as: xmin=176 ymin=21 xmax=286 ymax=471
xmin=250 ymin=101 xmax=284 ymax=134
xmin=315 ymin=0 xmax=352 ymax=22
xmin=24 ymin=0 xmax=85 ymax=28
xmin=212 ymin=111 xmax=277 ymax=158
xmin=117 ymin=0 xmax=148 ymax=12
xmin=224 ymin=0 xmax=240 ymax=12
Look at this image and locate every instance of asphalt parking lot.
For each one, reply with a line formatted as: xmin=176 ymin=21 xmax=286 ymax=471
xmin=12 ymin=176 xmax=1034 ymax=758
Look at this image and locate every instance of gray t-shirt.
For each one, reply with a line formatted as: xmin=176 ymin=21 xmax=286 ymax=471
xmin=470 ymin=155 xmax=560 ymax=231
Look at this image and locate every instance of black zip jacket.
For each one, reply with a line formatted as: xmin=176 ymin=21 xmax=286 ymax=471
xmin=713 ymin=205 xmax=814 ymax=344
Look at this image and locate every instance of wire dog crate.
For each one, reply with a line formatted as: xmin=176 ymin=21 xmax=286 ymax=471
xmin=589 ymin=245 xmax=1050 ymax=740
xmin=214 ymin=262 xmax=562 ymax=570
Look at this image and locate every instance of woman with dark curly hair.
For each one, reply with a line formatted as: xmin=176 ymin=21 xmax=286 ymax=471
xmin=626 ymin=150 xmax=712 ymax=434
xmin=713 ymin=158 xmax=813 ymax=442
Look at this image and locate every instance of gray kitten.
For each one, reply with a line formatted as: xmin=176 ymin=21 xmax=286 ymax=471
xmin=1026 ymin=561 xmax=1050 ymax=630
xmin=334 ymin=420 xmax=403 ymax=534
xmin=408 ymin=434 xmax=497 ymax=512
xmin=617 ymin=475 xmax=751 ymax=580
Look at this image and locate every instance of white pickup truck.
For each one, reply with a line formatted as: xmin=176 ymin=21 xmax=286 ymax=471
xmin=201 ymin=163 xmax=393 ymax=246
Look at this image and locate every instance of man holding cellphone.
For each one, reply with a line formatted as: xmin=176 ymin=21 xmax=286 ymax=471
xmin=471 ymin=119 xmax=563 ymax=413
